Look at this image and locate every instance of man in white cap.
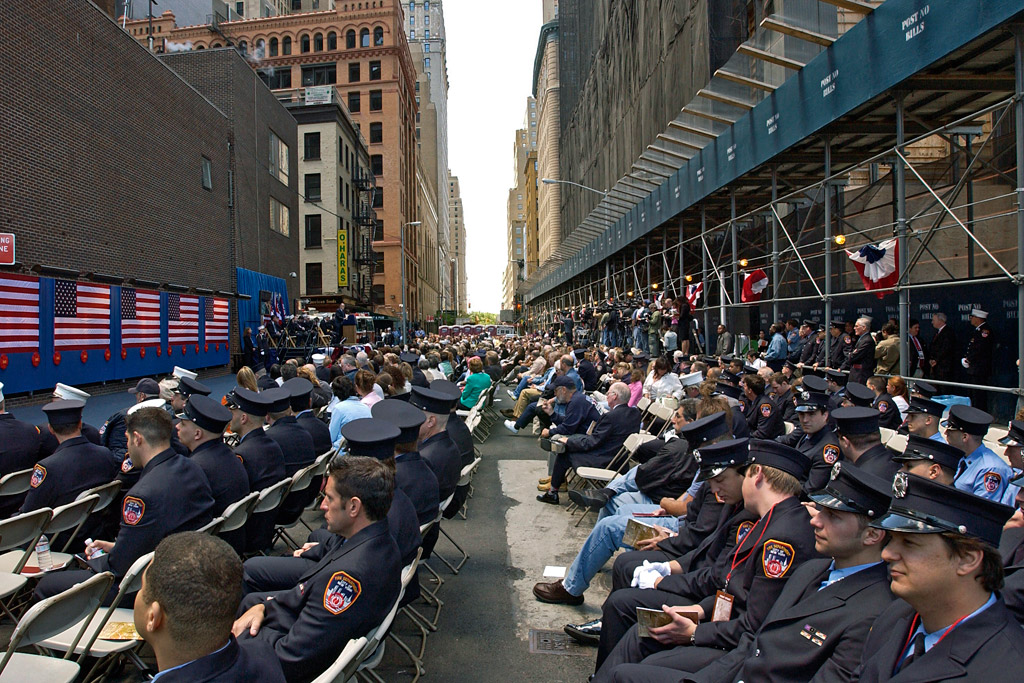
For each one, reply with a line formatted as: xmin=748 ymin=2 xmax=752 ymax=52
xmin=963 ymin=307 xmax=994 ymax=411
xmin=39 ymin=384 xmax=104 ymax=454
xmin=0 ymin=381 xmax=46 ymax=509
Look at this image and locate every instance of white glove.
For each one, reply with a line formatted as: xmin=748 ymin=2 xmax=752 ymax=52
xmin=631 ymin=560 xmax=671 ymax=588
xmin=961 ymin=358 xmax=970 ymax=369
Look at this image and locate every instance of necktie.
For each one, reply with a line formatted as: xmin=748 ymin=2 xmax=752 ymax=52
xmin=902 ymin=632 xmax=927 ymax=669
xmin=955 ymin=458 xmax=968 ymax=481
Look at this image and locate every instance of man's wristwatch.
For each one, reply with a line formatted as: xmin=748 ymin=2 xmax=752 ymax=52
xmin=689 ymin=634 xmax=696 ymax=646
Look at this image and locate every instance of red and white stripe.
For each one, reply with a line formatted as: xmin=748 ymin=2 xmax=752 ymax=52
xmin=170 ymin=295 xmax=199 ymax=344
xmin=0 ymin=273 xmax=39 ymax=353
xmin=206 ymin=298 xmax=229 ymax=343
xmin=55 ymin=283 xmax=110 ymax=349
xmin=123 ymin=289 xmax=161 ymax=347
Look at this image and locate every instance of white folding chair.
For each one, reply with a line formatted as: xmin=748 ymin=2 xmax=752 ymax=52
xmin=643 ymin=402 xmax=674 ymax=437
xmin=0 ymin=469 xmax=34 ymax=510
xmin=455 ymin=458 xmax=483 ymax=520
xmin=196 ymin=516 xmax=226 ymax=535
xmin=886 ymin=432 xmax=909 ymax=454
xmin=38 ymin=551 xmax=155 ymax=681
xmin=354 ymin=580 xmax=406 ymax=683
xmin=430 ymin=492 xmax=467 ymax=575
xmin=0 ymin=496 xmax=99 ymax=574
xmin=0 ymin=508 xmax=52 ymax=622
xmin=74 ymin=480 xmax=122 ymax=513
xmin=0 ymin=571 xmax=114 ymax=683
xmin=385 ymin=548 xmax=426 ymax=682
xmin=248 ymin=478 xmax=293 ymax=555
xmin=784 ymin=421 xmax=796 ymax=435
xmin=274 ymin=462 xmax=321 ymax=549
xmin=879 ymin=427 xmax=896 ymax=444
xmin=219 ymin=491 xmax=261 ymax=536
xmin=309 ymin=636 xmax=368 ymax=683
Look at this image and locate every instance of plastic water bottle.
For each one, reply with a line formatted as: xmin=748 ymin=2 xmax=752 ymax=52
xmin=85 ymin=538 xmax=105 ymax=560
xmin=35 ymin=535 xmax=52 ymax=571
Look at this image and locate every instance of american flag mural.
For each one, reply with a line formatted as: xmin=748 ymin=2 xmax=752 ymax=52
xmin=168 ymin=294 xmax=199 ymax=344
xmin=205 ymin=298 xmax=229 ymax=343
xmin=0 ymin=273 xmax=39 ymax=353
xmin=121 ymin=287 xmax=161 ymax=347
xmin=54 ymin=280 xmax=109 ymax=350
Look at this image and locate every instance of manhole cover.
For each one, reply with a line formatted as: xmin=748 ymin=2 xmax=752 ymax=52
xmin=528 ymin=629 xmax=591 ymax=656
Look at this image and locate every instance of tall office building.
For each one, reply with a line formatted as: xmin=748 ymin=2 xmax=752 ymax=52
xmin=448 ymin=172 xmax=467 ymax=313
xmin=534 ymin=6 xmax=560 ymax=264
xmin=503 ymin=98 xmax=538 ymax=310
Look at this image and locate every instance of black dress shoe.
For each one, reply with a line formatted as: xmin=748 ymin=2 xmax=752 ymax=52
xmin=536 ymin=489 xmax=560 ymax=505
xmin=564 ymin=618 xmax=601 ymax=645
xmin=568 ymin=489 xmax=611 ymax=511
xmin=500 ymin=408 xmax=515 ymax=418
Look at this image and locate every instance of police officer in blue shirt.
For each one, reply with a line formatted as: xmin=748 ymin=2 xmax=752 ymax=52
xmin=228 ymin=387 xmax=286 ymax=554
xmin=832 ymin=407 xmax=900 ymax=482
xmin=943 ymin=404 xmax=1015 ymax=504
xmin=855 ymin=473 xmax=1024 ymax=681
xmin=21 ymin=400 xmax=118 ymax=517
xmin=891 ymin=433 xmax=961 ymax=485
xmin=176 ymin=395 xmax=250 ymax=555
xmin=35 ymin=406 xmax=215 ymax=601
xmin=283 ymin=378 xmax=331 ymax=455
xmin=903 ymin=395 xmax=947 ymax=443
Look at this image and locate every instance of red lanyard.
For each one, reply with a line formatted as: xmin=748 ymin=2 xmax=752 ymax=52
xmin=898 ymin=613 xmax=970 ymax=664
xmin=726 ymin=504 xmax=775 ymax=585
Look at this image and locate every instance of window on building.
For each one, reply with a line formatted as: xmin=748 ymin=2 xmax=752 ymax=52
xmin=369 ymin=60 xmax=381 ymax=80
xmin=372 ymin=284 xmax=385 ymax=303
xmin=305 ymin=263 xmax=323 ymax=295
xmin=304 ymin=173 xmax=322 ymax=201
xmin=369 ymin=122 xmax=383 ymax=143
xmin=374 ymin=223 xmax=384 ymax=241
xmin=258 ymin=68 xmax=292 ymax=89
xmin=291 ymin=0 xmax=302 ymax=9
xmin=327 ymin=31 xmax=337 ymax=50
xmin=424 ymin=42 xmax=430 ymax=52
xmin=269 ymin=37 xmax=278 ymax=56
xmin=348 ymin=62 xmax=360 ymax=82
xmin=282 ymin=36 xmax=291 ymax=54
xmin=270 ymin=197 xmax=290 ymax=235
xmin=348 ymin=91 xmax=360 ymax=113
xmin=369 ymin=90 xmax=382 ymax=111
xmin=424 ymin=57 xmax=430 ymax=68
xmin=201 ymin=156 xmax=213 ymax=190
xmin=305 ymin=214 xmax=322 ymax=248
xmin=236 ymin=1 xmax=244 ymax=14
xmin=372 ymin=190 xmax=383 ymax=208
xmin=409 ymin=29 xmax=415 ymax=39
xmin=424 ymin=1 xmax=429 ymax=10
xmin=269 ymin=131 xmax=289 ymax=185
xmin=414 ymin=81 xmax=419 ymax=92
xmin=301 ymin=63 xmax=336 ymax=86
xmin=424 ymin=29 xmax=430 ymax=39
xmin=370 ymin=155 xmax=383 ymax=176
xmin=346 ymin=29 xmax=356 ymax=49
xmin=300 ymin=34 xmax=310 ymax=53
xmin=304 ymin=132 xmax=320 ymax=160
xmin=360 ymin=28 xmax=370 ymax=47
xmin=373 ymin=254 xmax=385 ymax=275
xmin=238 ymin=40 xmax=248 ymax=54
xmin=425 ymin=14 xmax=429 ymax=25
xmin=314 ymin=33 xmax=323 ymax=51
xmin=410 ymin=16 xmax=415 ymax=26
xmin=409 ymin=2 xmax=415 ymax=14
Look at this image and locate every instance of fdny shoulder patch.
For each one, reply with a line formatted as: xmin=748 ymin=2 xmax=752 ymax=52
xmin=122 ymin=496 xmax=145 ymax=525
xmin=981 ymin=329 xmax=989 ymax=338
xmin=822 ymin=444 xmax=840 ymax=465
xmin=323 ymin=571 xmax=361 ymax=615
xmin=762 ymin=539 xmax=795 ymax=579
xmin=760 ymin=403 xmax=773 ymax=418
xmin=877 ymin=401 xmax=889 ymax=413
xmin=983 ymin=471 xmax=1002 ymax=493
xmin=30 ymin=465 xmax=46 ymax=488
xmin=736 ymin=520 xmax=756 ymax=545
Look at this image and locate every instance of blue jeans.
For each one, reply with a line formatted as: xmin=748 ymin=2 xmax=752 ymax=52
xmin=597 ymin=467 xmax=656 ymax=521
xmin=512 ymin=376 xmax=532 ymax=399
xmin=561 ymin=505 xmax=681 ymax=596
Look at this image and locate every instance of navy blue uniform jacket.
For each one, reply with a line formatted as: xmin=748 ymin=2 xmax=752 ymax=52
xmin=156 ymin=637 xmax=285 ymax=682
xmin=21 ymin=435 xmax=118 ymax=513
xmin=419 ymin=430 xmax=461 ymax=502
xmin=395 ymin=451 xmax=440 ymax=525
xmin=296 ymin=410 xmax=332 ymax=455
xmin=239 ymin=519 xmax=402 ymax=683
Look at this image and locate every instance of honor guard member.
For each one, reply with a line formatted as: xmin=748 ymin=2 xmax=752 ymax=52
xmin=263 ymin=388 xmax=316 ymax=477
xmin=409 ymin=386 xmax=462 ymax=503
xmin=832 ymin=407 xmax=900 ymax=481
xmin=825 ymin=369 xmax=850 ymax=412
xmin=591 ymin=440 xmax=819 ymax=680
xmin=100 ymin=378 xmax=162 ymax=462
xmin=741 ymin=375 xmax=783 ymax=440
xmin=962 ymin=308 xmax=995 ymax=411
xmin=891 ymin=434 xmax=961 ymax=485
xmin=943 ymin=404 xmax=1015 ymax=504
xmin=232 ymin=455 xmax=403 ymax=683
xmin=227 ymin=387 xmax=286 ymax=554
xmin=789 ymin=388 xmax=843 ymax=494
xmin=175 ymin=395 xmax=251 ymax=554
xmin=817 ymin=321 xmax=852 ymax=369
xmin=902 ymin=395 xmax=947 ymax=442
xmin=620 ymin=463 xmax=895 ymax=683
xmin=840 ymin=317 xmax=877 ymax=384
xmin=35 ymin=406 xmax=215 ymax=600
xmin=133 ymin=533 xmax=286 ymax=682
xmin=20 ymin=400 xmax=119 ymax=516
xmin=0 ymin=381 xmax=45 ymax=491
xmin=431 ymin=379 xmax=475 ymax=518
xmin=843 ymin=382 xmax=876 ymax=409
xmin=855 ymin=474 xmax=1024 ymax=681
xmin=283 ymin=378 xmax=331 ymax=456
xmin=38 ymin=383 xmax=104 ymax=455
xmin=371 ymin=399 xmax=440 ymax=526
xmin=799 ymin=322 xmax=823 ymax=367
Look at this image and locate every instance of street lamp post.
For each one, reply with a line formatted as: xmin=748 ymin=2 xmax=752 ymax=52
xmin=400 ymin=221 xmax=421 ymax=347
xmin=541 ymin=178 xmax=608 ymax=196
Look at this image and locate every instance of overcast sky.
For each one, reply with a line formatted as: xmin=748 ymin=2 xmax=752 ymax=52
xmin=445 ymin=0 xmax=543 ymax=313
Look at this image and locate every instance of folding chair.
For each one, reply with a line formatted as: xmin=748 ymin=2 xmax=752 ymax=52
xmin=411 ymin=521 xmax=444 ymax=631
xmin=0 ymin=496 xmax=99 ymax=574
xmin=385 ymin=548 xmax=426 ymax=682
xmin=879 ymin=427 xmax=896 ymax=444
xmin=217 ymin=491 xmax=261 ymax=540
xmin=354 ymin=580 xmax=407 ymax=683
xmin=783 ymin=421 xmax=796 ymax=435
xmin=0 ymin=469 xmax=34 ymax=512
xmin=455 ymin=457 xmax=483 ymax=520
xmin=37 ymin=551 xmax=155 ymax=681
xmin=196 ymin=516 xmax=226 ymax=535
xmin=0 ymin=570 xmax=114 ymax=683
xmin=885 ymin=432 xmax=909 ymax=455
xmin=74 ymin=480 xmax=122 ymax=513
xmin=643 ymin=402 xmax=674 ymax=437
xmin=309 ymin=636 xmax=368 ymax=683
xmin=247 ymin=478 xmax=293 ymax=556
xmin=430 ymin=492 xmax=468 ymax=575
xmin=567 ymin=433 xmax=648 ymax=526
xmin=274 ymin=462 xmax=321 ymax=549
xmin=0 ymin=508 xmax=52 ymax=623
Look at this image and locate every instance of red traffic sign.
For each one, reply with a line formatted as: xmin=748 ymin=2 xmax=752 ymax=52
xmin=0 ymin=234 xmax=13 ymax=265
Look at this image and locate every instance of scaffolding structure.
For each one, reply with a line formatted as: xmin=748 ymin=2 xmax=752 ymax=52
xmin=524 ymin=1 xmax=1024 ymax=414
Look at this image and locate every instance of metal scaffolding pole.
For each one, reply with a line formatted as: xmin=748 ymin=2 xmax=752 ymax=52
xmin=645 ymin=237 xmax=652 ymax=299
xmin=1015 ymin=25 xmax=1024 ymax=405
xmin=604 ymin=260 xmax=610 ymax=299
xmin=702 ymin=205 xmax=711 ymax=338
xmin=730 ymin=191 xmax=739 ymax=329
xmin=824 ymin=137 xmax=833 ymax=369
xmin=895 ymin=93 xmax=911 ymax=379
xmin=771 ymin=167 xmax=780 ymax=323
xmin=678 ymin=222 xmax=684 ymax=298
